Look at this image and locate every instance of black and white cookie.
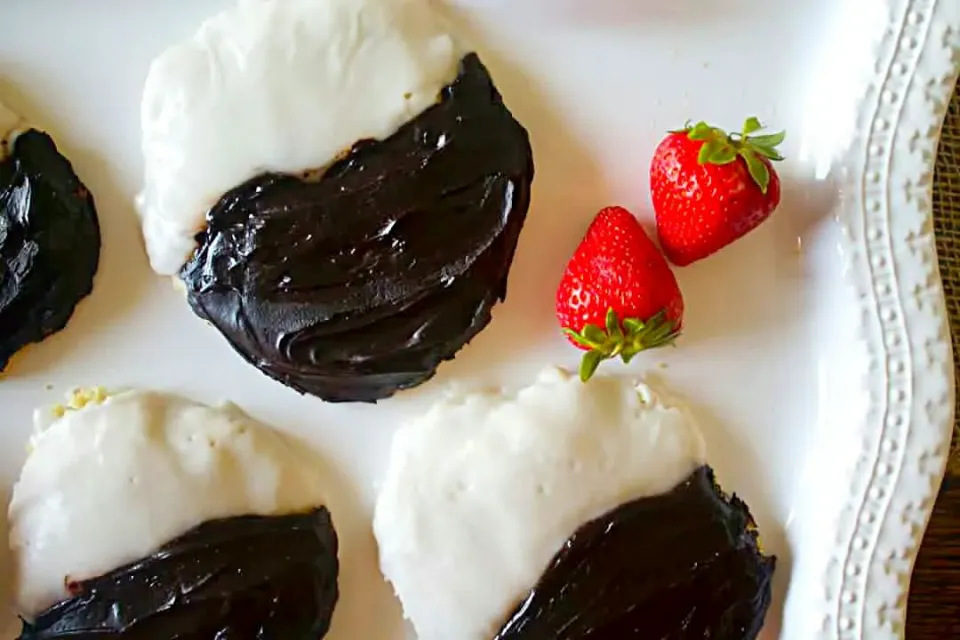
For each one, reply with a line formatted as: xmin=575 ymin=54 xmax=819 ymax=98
xmin=8 ymin=388 xmax=339 ymax=639
xmin=0 ymin=101 xmax=100 ymax=371
xmin=373 ymin=367 xmax=776 ymax=639
xmin=137 ymin=0 xmax=534 ymax=403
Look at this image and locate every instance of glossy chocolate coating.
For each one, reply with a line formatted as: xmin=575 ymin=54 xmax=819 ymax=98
xmin=180 ymin=53 xmax=534 ymax=403
xmin=0 ymin=129 xmax=100 ymax=370
xmin=494 ymin=466 xmax=776 ymax=639
xmin=19 ymin=508 xmax=339 ymax=640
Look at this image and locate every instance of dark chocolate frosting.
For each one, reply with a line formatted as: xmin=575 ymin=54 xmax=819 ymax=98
xmin=19 ymin=508 xmax=339 ymax=640
xmin=494 ymin=466 xmax=776 ymax=639
xmin=180 ymin=52 xmax=534 ymax=403
xmin=0 ymin=129 xmax=100 ymax=370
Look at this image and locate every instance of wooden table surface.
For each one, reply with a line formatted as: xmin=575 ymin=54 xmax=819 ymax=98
xmin=906 ymin=476 xmax=960 ymax=637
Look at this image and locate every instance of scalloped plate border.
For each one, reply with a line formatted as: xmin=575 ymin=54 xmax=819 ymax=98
xmin=830 ymin=0 xmax=959 ymax=637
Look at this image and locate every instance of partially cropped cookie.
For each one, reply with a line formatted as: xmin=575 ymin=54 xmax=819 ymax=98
xmin=9 ymin=388 xmax=339 ymax=639
xmin=373 ymin=367 xmax=776 ymax=639
xmin=137 ymin=0 xmax=534 ymax=403
xmin=0 ymin=101 xmax=100 ymax=371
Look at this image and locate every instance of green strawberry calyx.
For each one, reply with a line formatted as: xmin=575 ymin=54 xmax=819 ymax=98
xmin=670 ymin=117 xmax=786 ymax=195
xmin=562 ymin=308 xmax=681 ymax=382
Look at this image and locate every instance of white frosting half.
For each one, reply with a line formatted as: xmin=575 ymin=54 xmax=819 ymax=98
xmin=137 ymin=0 xmax=461 ymax=275
xmin=8 ymin=389 xmax=326 ymax=617
xmin=372 ymin=367 xmax=707 ymax=640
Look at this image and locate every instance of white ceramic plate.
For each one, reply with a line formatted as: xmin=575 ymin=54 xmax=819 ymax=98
xmin=0 ymin=1 xmax=957 ymax=638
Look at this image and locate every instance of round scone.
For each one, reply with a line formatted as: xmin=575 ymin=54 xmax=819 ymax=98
xmin=0 ymin=101 xmax=100 ymax=371
xmin=137 ymin=0 xmax=535 ymax=403
xmin=373 ymin=367 xmax=777 ymax=639
xmin=8 ymin=388 xmax=339 ymax=639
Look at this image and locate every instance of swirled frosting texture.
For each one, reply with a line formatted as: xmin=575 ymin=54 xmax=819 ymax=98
xmin=494 ymin=466 xmax=775 ymax=639
xmin=0 ymin=129 xmax=100 ymax=370
xmin=137 ymin=0 xmax=461 ymax=275
xmin=180 ymin=53 xmax=534 ymax=403
xmin=18 ymin=509 xmax=339 ymax=639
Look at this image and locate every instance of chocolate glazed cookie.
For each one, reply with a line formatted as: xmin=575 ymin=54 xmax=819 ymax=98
xmin=0 ymin=129 xmax=100 ymax=370
xmin=180 ymin=53 xmax=534 ymax=403
xmin=19 ymin=508 xmax=340 ymax=640
xmin=494 ymin=466 xmax=776 ymax=640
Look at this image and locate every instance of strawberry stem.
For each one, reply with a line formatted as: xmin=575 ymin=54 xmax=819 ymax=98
xmin=563 ymin=308 xmax=681 ymax=382
xmin=678 ymin=117 xmax=786 ymax=194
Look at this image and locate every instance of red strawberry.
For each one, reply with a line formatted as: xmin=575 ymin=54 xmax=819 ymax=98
xmin=650 ymin=117 xmax=785 ymax=266
xmin=556 ymin=206 xmax=683 ymax=382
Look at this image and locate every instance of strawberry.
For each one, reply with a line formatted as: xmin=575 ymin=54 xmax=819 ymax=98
xmin=556 ymin=206 xmax=683 ymax=382
xmin=650 ymin=117 xmax=785 ymax=266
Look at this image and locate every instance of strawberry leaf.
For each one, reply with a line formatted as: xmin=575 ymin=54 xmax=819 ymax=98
xmin=747 ymin=132 xmax=786 ymax=148
xmin=569 ymin=310 xmax=682 ymax=382
xmin=687 ymin=121 xmax=715 ymax=141
xmin=582 ymin=323 xmax=607 ymax=345
xmin=708 ymin=143 xmax=738 ymax=165
xmin=741 ymin=151 xmax=771 ymax=194
xmin=741 ymin=116 xmax=763 ymax=136
xmin=605 ymin=308 xmax=623 ymax=340
xmin=697 ymin=138 xmax=739 ymax=165
xmin=562 ymin=328 xmax=597 ymax=349
xmin=750 ymin=144 xmax=784 ymax=161
xmin=579 ymin=351 xmax=604 ymax=382
xmin=680 ymin=117 xmax=785 ymax=192
xmin=698 ymin=141 xmax=720 ymax=164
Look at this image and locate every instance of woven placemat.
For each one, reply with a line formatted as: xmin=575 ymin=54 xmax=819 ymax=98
xmin=934 ymin=80 xmax=960 ymax=476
